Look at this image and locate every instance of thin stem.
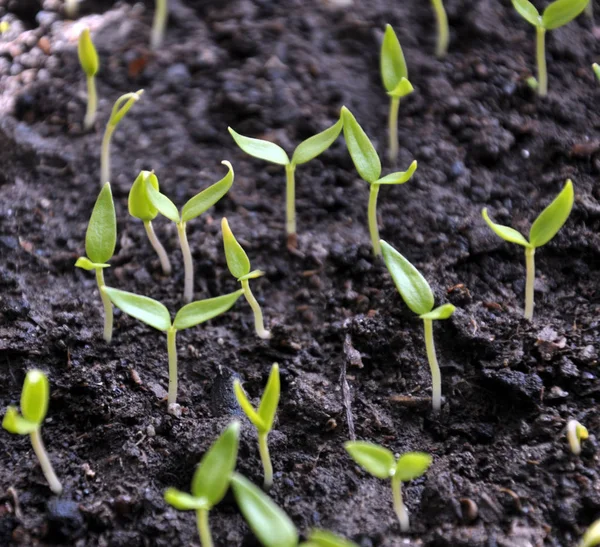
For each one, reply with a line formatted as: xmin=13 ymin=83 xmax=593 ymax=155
xmin=524 ymin=247 xmax=535 ymax=321
xmin=84 ymin=75 xmax=97 ymax=131
xmin=368 ymin=183 xmax=381 ymax=256
xmin=431 ymin=0 xmax=449 ymax=58
xmin=196 ymin=509 xmax=213 ymax=547
xmin=151 ymin=0 xmax=168 ymax=50
xmin=100 ymin=123 xmax=114 ymax=187
xmin=423 ymin=318 xmax=441 ymax=412
xmin=177 ymin=222 xmax=194 ymax=303
xmin=241 ymin=279 xmax=271 ymax=339
xmin=391 ymin=474 xmax=409 ymax=532
xmin=167 ymin=327 xmax=178 ymax=407
xmin=388 ymin=97 xmax=400 ymax=164
xmin=65 ymin=0 xmax=78 ymax=18
xmin=258 ymin=432 xmax=273 ymax=491
xmin=30 ymin=429 xmax=62 ymax=495
xmin=285 ymin=164 xmax=297 ymax=249
xmin=536 ymin=26 xmax=547 ymax=97
xmin=585 ymin=1 xmax=593 ymax=19
xmin=95 ymin=268 xmax=113 ymax=343
xmin=144 ymin=220 xmax=172 ymax=275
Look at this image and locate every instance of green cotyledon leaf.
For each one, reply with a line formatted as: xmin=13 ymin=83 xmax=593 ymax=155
xmin=221 ymin=217 xmax=251 ymax=279
xmin=529 ymin=179 xmax=574 ymax=248
xmin=291 ymin=118 xmax=343 ymax=166
xmin=85 ymin=182 xmax=117 ymax=264
xmin=341 ymin=107 xmax=381 ymax=184
xmin=345 ymin=441 xmax=396 ymax=479
xmin=129 ymin=171 xmax=159 ymax=221
xmin=542 ymin=0 xmax=588 ymax=30
xmin=481 ymin=208 xmax=531 ymax=248
xmin=102 ymin=287 xmax=172 ymax=331
xmin=173 ymin=290 xmax=244 ymax=331
xmin=394 ymin=452 xmax=432 ymax=482
xmin=228 ymin=128 xmax=290 ymax=166
xmin=181 ymin=161 xmax=234 ymax=222
xmin=511 ymin=0 xmax=542 ymax=26
xmin=380 ymin=24 xmax=408 ymax=93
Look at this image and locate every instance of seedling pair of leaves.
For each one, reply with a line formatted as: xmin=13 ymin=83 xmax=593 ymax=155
xmin=78 ymin=28 xmax=99 ymax=130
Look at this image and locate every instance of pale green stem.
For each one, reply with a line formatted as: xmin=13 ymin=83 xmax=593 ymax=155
xmin=585 ymin=1 xmax=593 ymax=19
xmin=84 ymin=75 xmax=97 ymax=131
xmin=368 ymin=183 xmax=381 ymax=256
xmin=151 ymin=0 xmax=168 ymax=50
xmin=30 ymin=428 xmax=62 ymax=495
xmin=431 ymin=0 xmax=449 ymax=58
xmin=95 ymin=268 xmax=113 ymax=343
xmin=100 ymin=123 xmax=114 ymax=187
xmin=196 ymin=509 xmax=213 ymax=547
xmin=167 ymin=327 xmax=178 ymax=406
xmin=176 ymin=222 xmax=194 ymax=303
xmin=258 ymin=432 xmax=273 ymax=491
xmin=391 ymin=474 xmax=409 ymax=532
xmin=423 ymin=318 xmax=441 ymax=412
xmin=241 ymin=279 xmax=271 ymax=339
xmin=524 ymin=247 xmax=535 ymax=321
xmin=388 ymin=97 xmax=400 ymax=164
xmin=285 ymin=164 xmax=297 ymax=246
xmin=536 ymin=26 xmax=547 ymax=98
xmin=65 ymin=0 xmax=78 ymax=18
xmin=144 ymin=220 xmax=172 ymax=275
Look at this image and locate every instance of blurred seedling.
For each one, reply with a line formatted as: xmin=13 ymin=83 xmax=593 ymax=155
xmin=431 ymin=0 xmax=449 ymax=57
xmin=567 ymin=419 xmax=588 ymax=456
xmin=65 ymin=0 xmax=78 ymax=18
xmin=580 ymin=519 xmax=600 ymax=547
xmin=593 ymin=63 xmax=600 ymax=81
xmin=78 ymin=28 xmax=99 ymax=130
xmin=151 ymin=0 xmax=168 ymax=49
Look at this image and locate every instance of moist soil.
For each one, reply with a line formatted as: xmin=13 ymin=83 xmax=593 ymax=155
xmin=1 ymin=0 xmax=599 ymax=545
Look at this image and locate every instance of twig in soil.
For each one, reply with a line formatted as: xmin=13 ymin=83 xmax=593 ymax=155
xmin=7 ymin=487 xmax=23 ymax=520
xmin=389 ymin=395 xmax=435 ymax=409
xmin=151 ymin=0 xmax=168 ymax=49
xmin=341 ymin=334 xmax=360 ymax=441
xmin=77 ymin=29 xmax=99 ymax=131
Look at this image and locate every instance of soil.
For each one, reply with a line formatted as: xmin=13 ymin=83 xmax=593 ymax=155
xmin=1 ymin=0 xmax=599 ymax=545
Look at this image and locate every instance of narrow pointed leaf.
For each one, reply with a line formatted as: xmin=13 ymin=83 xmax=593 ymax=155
xmin=21 ymin=369 xmax=49 ymax=425
xmin=238 ymin=269 xmax=265 ymax=282
xmin=75 ymin=257 xmax=109 ymax=270
xmin=375 ymin=160 xmax=418 ymax=185
xmin=257 ymin=363 xmax=280 ymax=433
xmin=291 ymin=119 xmax=343 ymax=166
xmin=181 ymin=161 xmax=234 ymax=222
xmin=102 ymin=287 xmax=171 ymax=331
xmin=345 ymin=441 xmax=395 ymax=479
xmin=164 ymin=488 xmax=208 ymax=511
xmin=145 ymin=180 xmax=181 ymax=223
xmin=173 ymin=290 xmax=244 ymax=331
xmin=109 ymin=90 xmax=143 ymax=126
xmin=78 ymin=28 xmax=99 ymax=77
xmin=221 ymin=218 xmax=251 ymax=279
xmin=419 ymin=303 xmax=456 ymax=321
xmin=542 ymin=0 xmax=588 ymax=29
xmin=511 ymin=0 xmax=541 ymax=26
xmin=481 ymin=209 xmax=531 ymax=247
xmin=233 ymin=380 xmax=266 ymax=430
xmin=129 ymin=171 xmax=159 ymax=221
xmin=388 ymin=77 xmax=414 ymax=99
xmin=380 ymin=24 xmax=407 ymax=92
xmin=341 ymin=107 xmax=381 ymax=184
xmin=2 ymin=407 xmax=39 ymax=435
xmin=529 ymin=180 xmax=574 ymax=248
xmin=304 ymin=529 xmax=359 ymax=547
xmin=86 ymin=182 xmax=116 ymax=264
xmin=394 ymin=452 xmax=432 ymax=482
xmin=228 ymin=128 xmax=290 ymax=166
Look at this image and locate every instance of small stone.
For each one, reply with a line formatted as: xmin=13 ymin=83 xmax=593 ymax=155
xmin=146 ymin=425 xmax=156 ymax=437
xmin=165 ymin=63 xmax=191 ymax=88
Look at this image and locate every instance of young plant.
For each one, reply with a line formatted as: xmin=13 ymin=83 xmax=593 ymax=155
xmin=380 ymin=25 xmax=414 ymax=163
xmin=580 ymin=520 xmax=600 ymax=547
xmin=103 ymin=286 xmax=243 ymax=413
xmin=593 ymin=63 xmax=600 ymax=81
xmin=344 ymin=442 xmax=431 ymax=532
xmin=2 ymin=370 xmax=63 ymax=495
xmin=431 ymin=0 xmax=449 ymax=57
xmin=78 ymin=28 xmax=99 ymax=130
xmin=165 ymin=421 xmax=239 ymax=547
xmin=511 ymin=0 xmax=589 ymax=97
xmin=151 ymin=0 xmax=168 ymax=49
xmin=101 ymin=89 xmax=144 ymax=187
xmin=567 ymin=419 xmax=588 ymax=456
xmin=380 ymin=239 xmax=455 ymax=412
xmin=222 ymin=217 xmax=271 ymax=339
xmin=228 ymin=119 xmax=343 ymax=250
xmin=233 ymin=363 xmax=280 ymax=490
xmin=482 ymin=179 xmax=574 ymax=320
xmin=145 ymin=161 xmax=234 ymax=303
xmin=128 ymin=170 xmax=172 ymax=275
xmin=75 ymin=182 xmax=117 ymax=343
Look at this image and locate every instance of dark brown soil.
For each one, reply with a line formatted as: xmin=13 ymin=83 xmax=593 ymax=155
xmin=1 ymin=0 xmax=599 ymax=545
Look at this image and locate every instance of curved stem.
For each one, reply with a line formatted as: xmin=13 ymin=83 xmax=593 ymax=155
xmin=151 ymin=0 xmax=168 ymax=50
xmin=368 ymin=183 xmax=381 ymax=256
xmin=177 ymin=222 xmax=194 ymax=303
xmin=241 ymin=279 xmax=271 ymax=339
xmin=391 ymin=474 xmax=409 ymax=532
xmin=431 ymin=0 xmax=449 ymax=58
xmin=95 ymin=268 xmax=113 ymax=343
xmin=258 ymin=432 xmax=273 ymax=491
xmin=524 ymin=247 xmax=535 ymax=321
xmin=388 ymin=97 xmax=400 ymax=164
xmin=30 ymin=429 xmax=62 ymax=495
xmin=423 ymin=319 xmax=441 ymax=412
xmin=84 ymin=75 xmax=97 ymax=131
xmin=167 ymin=327 xmax=178 ymax=407
xmin=196 ymin=509 xmax=213 ymax=547
xmin=100 ymin=124 xmax=114 ymax=187
xmin=285 ymin=164 xmax=297 ymax=248
xmin=144 ymin=221 xmax=172 ymax=275
xmin=536 ymin=26 xmax=547 ymax=97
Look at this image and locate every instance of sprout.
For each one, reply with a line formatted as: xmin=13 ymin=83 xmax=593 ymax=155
xmin=580 ymin=520 xmax=600 ymax=547
xmin=380 ymin=25 xmax=414 ymax=163
xmin=344 ymin=442 xmax=431 ymax=532
xmin=567 ymin=419 xmax=588 ymax=456
xmin=128 ymin=170 xmax=172 ymax=275
xmin=222 ymin=217 xmax=271 ymax=339
xmin=65 ymin=0 xmax=78 ymax=18
xmin=380 ymin=239 xmax=455 ymax=412
xmin=145 ymin=161 xmax=234 ymax=303
xmin=75 ymin=182 xmax=117 ymax=343
xmin=511 ymin=0 xmax=589 ymax=97
xmin=228 ymin=119 xmax=342 ymax=250
xmin=165 ymin=421 xmax=239 ymax=547
xmin=340 ymin=107 xmax=417 ymax=256
xmin=482 ymin=180 xmax=574 ymax=320
xmin=233 ymin=363 xmax=280 ymax=489
xmin=2 ymin=370 xmax=63 ymax=495
xmin=431 ymin=0 xmax=449 ymax=58
xmin=102 ymin=286 xmax=243 ymax=413
xmin=77 ymin=28 xmax=99 ymax=131
xmin=101 ymin=89 xmax=144 ymax=187
xmin=593 ymin=63 xmax=600 ymax=81
xmin=151 ymin=0 xmax=168 ymax=49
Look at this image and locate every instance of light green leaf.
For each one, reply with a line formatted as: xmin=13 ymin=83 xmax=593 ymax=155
xmin=419 ymin=303 xmax=456 ymax=321
xmin=231 ymin=473 xmax=299 ymax=547
xmin=291 ymin=119 xmax=343 ymax=166
xmin=303 ymin=529 xmax=359 ymax=547
xmin=129 ymin=171 xmax=159 ymax=221
xmin=181 ymin=161 xmax=234 ymax=222
xmin=2 ymin=407 xmax=39 ymax=435
xmin=580 ymin=518 xmax=600 ymax=547
xmin=85 ymin=182 xmax=116 ymax=264
xmin=221 ymin=217 xmax=251 ymax=279
xmin=542 ymin=0 xmax=588 ymax=29
xmin=238 ymin=269 xmax=265 ymax=282
xmin=394 ymin=452 xmax=432 ymax=482
xmin=75 ymin=257 xmax=110 ymax=270
xmin=511 ymin=0 xmax=542 ymax=26
xmin=529 ymin=180 xmax=574 ymax=248
xmin=233 ymin=380 xmax=266 ymax=431
xmin=78 ymin=28 xmax=99 ymax=77
xmin=375 ymin=160 xmax=418 ymax=185
xmin=380 ymin=240 xmax=434 ymax=316
xmin=228 ymin=127 xmax=290 ymax=166
xmin=102 ymin=287 xmax=171 ymax=331
xmin=173 ymin=290 xmax=244 ymax=331
xmin=344 ymin=441 xmax=396 ymax=479
xmin=109 ymin=89 xmax=143 ymax=127
xmin=164 ymin=488 xmax=208 ymax=511
xmin=481 ymin=208 xmax=531 ymax=248
xmin=380 ymin=24 xmax=407 ymax=93
xmin=21 ymin=369 xmax=49 ymax=425
xmin=257 ymin=363 xmax=280 ymax=433
xmin=388 ymin=77 xmax=414 ymax=99
xmin=192 ymin=421 xmax=240 ymax=508
xmin=145 ymin=180 xmax=181 ymax=223
xmin=341 ymin=107 xmax=381 ymax=184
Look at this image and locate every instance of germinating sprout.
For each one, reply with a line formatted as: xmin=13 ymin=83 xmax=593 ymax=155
xmin=431 ymin=0 xmax=449 ymax=58
xmin=165 ymin=421 xmax=239 ymax=547
xmin=234 ymin=363 xmax=280 ymax=489
xmin=151 ymin=0 xmax=168 ymax=49
xmin=75 ymin=182 xmax=117 ymax=343
xmin=567 ymin=419 xmax=588 ymax=456
xmin=380 ymin=240 xmax=455 ymax=412
xmin=78 ymin=28 xmax=99 ymax=130
xmin=222 ymin=217 xmax=271 ymax=339
xmin=511 ymin=0 xmax=589 ymax=97
xmin=593 ymin=63 xmax=600 ymax=81
xmin=345 ymin=442 xmax=431 ymax=532
xmin=228 ymin=119 xmax=342 ymax=250
xmin=341 ymin=107 xmax=417 ymax=256
xmin=2 ymin=370 xmax=63 ymax=495
xmin=65 ymin=0 xmax=78 ymax=18
xmin=100 ymin=89 xmax=144 ymax=187
xmin=482 ymin=179 xmax=574 ymax=320
xmin=580 ymin=519 xmax=600 ymax=547
xmin=102 ymin=286 xmax=243 ymax=413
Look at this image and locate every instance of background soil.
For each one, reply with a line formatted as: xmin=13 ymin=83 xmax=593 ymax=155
xmin=0 ymin=0 xmax=599 ymax=545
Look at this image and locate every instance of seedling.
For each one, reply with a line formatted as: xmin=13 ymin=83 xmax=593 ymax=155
xmin=341 ymin=107 xmax=417 ymax=256
xmin=78 ymin=28 xmax=99 ymax=130
xmin=145 ymin=161 xmax=234 ymax=303
xmin=228 ymin=119 xmax=343 ymax=249
xmin=128 ymin=170 xmax=172 ymax=275
xmin=65 ymin=0 xmax=78 ymax=18
xmin=165 ymin=421 xmax=239 ymax=547
xmin=580 ymin=519 xmax=600 ymax=547
xmin=431 ymin=0 xmax=449 ymax=57
xmin=593 ymin=63 xmax=600 ymax=81
xmin=101 ymin=89 xmax=144 ymax=186
xmin=482 ymin=180 xmax=574 ymax=320
xmin=380 ymin=240 xmax=455 ymax=412
xmin=511 ymin=0 xmax=589 ymax=97
xmin=2 ymin=370 xmax=63 ymax=495
xmin=151 ymin=0 xmax=168 ymax=49
xmin=75 ymin=182 xmax=117 ymax=343
xmin=380 ymin=25 xmax=414 ymax=163
xmin=103 ymin=286 xmax=243 ymax=413
xmin=567 ymin=419 xmax=588 ymax=455
xmin=345 ymin=442 xmax=431 ymax=532
xmin=222 ymin=217 xmax=271 ymax=339
xmin=234 ymin=363 xmax=280 ymax=489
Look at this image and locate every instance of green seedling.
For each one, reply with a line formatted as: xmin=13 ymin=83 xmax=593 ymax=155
xmin=165 ymin=421 xmax=239 ymax=547
xmin=75 ymin=182 xmax=117 ymax=343
xmin=341 ymin=107 xmax=417 ymax=256
xmin=0 ymin=21 xmax=10 ymax=34
xmin=228 ymin=120 xmax=343 ymax=250
xmin=103 ymin=286 xmax=243 ymax=413
xmin=78 ymin=28 xmax=99 ymax=130
xmin=580 ymin=519 xmax=600 ymax=547
xmin=101 ymin=89 xmax=144 ymax=187
xmin=222 ymin=217 xmax=271 ymax=339
xmin=380 ymin=25 xmax=414 ymax=163
xmin=512 ymin=0 xmax=589 ymax=97
xmin=151 ymin=0 xmax=168 ymax=49
xmin=2 ymin=370 xmax=63 ymax=495
xmin=567 ymin=419 xmax=588 ymax=456
xmin=145 ymin=161 xmax=234 ymax=303
xmin=482 ymin=179 xmax=574 ymax=320
xmin=593 ymin=63 xmax=600 ymax=81
xmin=234 ymin=363 xmax=280 ymax=489
xmin=345 ymin=442 xmax=431 ymax=532
xmin=380 ymin=240 xmax=455 ymax=412
xmin=431 ymin=0 xmax=449 ymax=57
xmin=129 ymin=170 xmax=172 ymax=275
xmin=231 ymin=473 xmax=358 ymax=547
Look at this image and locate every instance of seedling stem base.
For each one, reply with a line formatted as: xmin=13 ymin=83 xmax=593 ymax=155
xmin=144 ymin=220 xmax=172 ymax=275
xmin=524 ymin=247 xmax=535 ymax=320
xmin=368 ymin=183 xmax=381 ymax=256
xmin=196 ymin=508 xmax=213 ymax=547
xmin=285 ymin=164 xmax=297 ymax=248
xmin=258 ymin=431 xmax=273 ymax=490
xmin=96 ymin=268 xmax=113 ymax=343
xmin=423 ymin=318 xmax=441 ymax=412
xmin=391 ymin=473 xmax=409 ymax=532
xmin=388 ymin=97 xmax=400 ymax=164
xmin=30 ymin=429 xmax=63 ymax=495
xmin=241 ymin=279 xmax=271 ymax=339
xmin=84 ymin=75 xmax=97 ymax=131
